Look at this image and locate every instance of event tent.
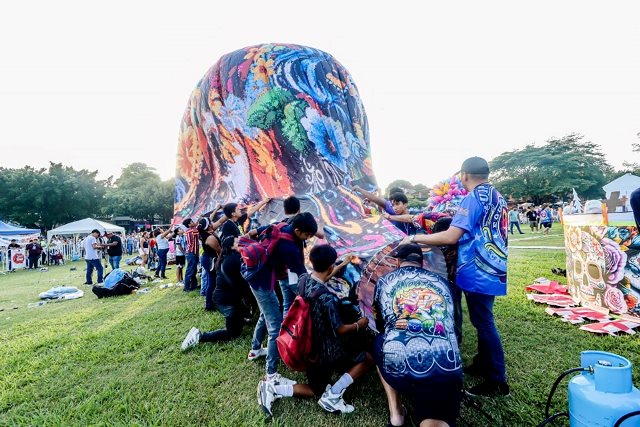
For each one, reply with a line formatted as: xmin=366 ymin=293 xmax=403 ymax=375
xmin=46 ymin=218 xmax=125 ymax=243
xmin=602 ymin=173 xmax=640 ymax=212
xmin=0 ymin=220 xmax=40 ymax=245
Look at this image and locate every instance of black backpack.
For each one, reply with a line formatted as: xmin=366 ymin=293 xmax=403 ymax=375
xmin=92 ymin=271 xmax=140 ymax=298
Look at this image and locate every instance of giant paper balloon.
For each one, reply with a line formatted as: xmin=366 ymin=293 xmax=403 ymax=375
xmin=175 ymin=43 xmax=377 ymax=221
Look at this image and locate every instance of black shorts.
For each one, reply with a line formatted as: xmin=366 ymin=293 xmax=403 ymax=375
xmin=542 ymin=222 xmax=552 ymax=229
xmin=529 ymin=220 xmax=538 ymax=227
xmin=306 ymin=352 xmax=368 ymax=396
xmin=386 ymin=377 xmax=462 ymax=425
xmin=175 ymin=255 xmax=185 ymax=266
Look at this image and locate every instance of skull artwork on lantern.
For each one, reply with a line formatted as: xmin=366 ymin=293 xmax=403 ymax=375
xmin=575 ymin=231 xmax=606 ymax=307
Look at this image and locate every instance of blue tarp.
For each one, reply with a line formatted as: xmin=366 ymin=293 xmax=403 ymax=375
xmin=0 ymin=220 xmax=39 ymax=236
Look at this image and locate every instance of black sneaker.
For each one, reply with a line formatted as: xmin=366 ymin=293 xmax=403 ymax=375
xmin=466 ymin=381 xmax=510 ymax=397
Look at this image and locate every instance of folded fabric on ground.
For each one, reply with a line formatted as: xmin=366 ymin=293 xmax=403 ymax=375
xmin=579 ymin=320 xmax=640 ymax=335
xmin=545 ymin=306 xmax=611 ymax=324
xmin=39 ymin=286 xmax=84 ymax=300
xmin=525 ymin=281 xmax=569 ymax=295
xmin=526 ymin=293 xmax=578 ymax=307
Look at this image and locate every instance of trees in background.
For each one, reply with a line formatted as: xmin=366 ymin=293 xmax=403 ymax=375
xmin=102 ymin=163 xmax=174 ymax=224
xmin=0 ymin=163 xmax=108 ymax=230
xmin=490 ymin=134 xmax=614 ymax=204
xmin=0 ymin=163 xmax=174 ymax=230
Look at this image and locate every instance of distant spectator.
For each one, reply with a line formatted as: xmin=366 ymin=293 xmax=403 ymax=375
xmin=126 ymin=235 xmax=135 ymax=255
xmin=26 ymin=239 xmax=42 ymax=270
xmin=508 ymin=207 xmax=524 ymax=235
xmin=83 ymin=229 xmax=104 ymax=285
xmin=174 ymin=227 xmax=186 ymax=285
xmin=154 ymin=228 xmax=174 ymax=279
xmin=539 ymin=204 xmax=553 ymax=235
xmin=182 ymin=218 xmax=200 ymax=292
xmin=105 ymin=232 xmax=124 ymax=270
xmin=7 ymin=239 xmax=20 ymax=271
xmin=526 ymin=206 xmax=539 ymax=233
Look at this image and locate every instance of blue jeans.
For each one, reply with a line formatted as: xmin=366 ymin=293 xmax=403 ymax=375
xmin=109 ymin=256 xmax=122 ymax=270
xmin=279 ymin=279 xmax=298 ymax=319
xmin=199 ymin=254 xmax=212 ymax=296
xmin=509 ymin=221 xmax=523 ymax=234
xmin=184 ymin=253 xmax=199 ymax=291
xmin=250 ymin=287 xmax=283 ymax=375
xmin=465 ymin=291 xmax=506 ymax=383
xmin=155 ymin=248 xmax=169 ymax=277
xmin=200 ymin=303 xmax=244 ymax=342
xmin=85 ymin=259 xmax=103 ymax=284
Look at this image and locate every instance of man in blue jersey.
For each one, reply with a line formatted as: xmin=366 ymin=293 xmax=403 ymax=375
xmin=406 ymin=156 xmax=510 ymax=397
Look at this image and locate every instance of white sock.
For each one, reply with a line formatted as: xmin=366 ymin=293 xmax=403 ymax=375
xmin=274 ymin=384 xmax=294 ymax=397
xmin=330 ymin=373 xmax=353 ymax=394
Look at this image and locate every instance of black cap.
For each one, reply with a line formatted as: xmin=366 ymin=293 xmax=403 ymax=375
xmin=460 ymin=156 xmax=490 ymax=175
xmin=390 ymin=243 xmax=424 ymax=263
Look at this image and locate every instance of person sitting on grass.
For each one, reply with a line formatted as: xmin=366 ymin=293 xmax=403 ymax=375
xmin=180 ymin=236 xmax=251 ymax=350
xmin=257 ymin=244 xmax=373 ymax=417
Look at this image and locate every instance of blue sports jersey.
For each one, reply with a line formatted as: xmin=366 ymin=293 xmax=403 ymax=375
xmin=373 ymin=266 xmax=462 ymax=386
xmin=451 ymin=183 xmax=508 ymax=296
xmin=384 ymin=201 xmax=418 ymax=236
xmin=539 ymin=208 xmax=552 ymax=224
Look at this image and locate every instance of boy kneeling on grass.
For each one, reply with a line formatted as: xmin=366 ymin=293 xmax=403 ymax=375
xmin=257 ymin=244 xmax=373 ymax=416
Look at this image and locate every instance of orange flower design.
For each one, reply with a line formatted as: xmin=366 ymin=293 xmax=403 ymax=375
xmin=253 ymin=57 xmax=275 ymax=84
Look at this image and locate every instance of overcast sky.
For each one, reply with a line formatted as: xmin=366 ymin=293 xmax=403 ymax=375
xmin=1 ymin=0 xmax=639 ymax=190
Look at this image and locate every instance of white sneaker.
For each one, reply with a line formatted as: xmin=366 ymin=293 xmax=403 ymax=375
xmin=247 ymin=347 xmax=267 ymax=361
xmin=265 ymin=372 xmax=297 ymax=386
xmin=257 ymin=380 xmax=279 ymax=416
xmin=318 ymin=385 xmax=354 ymax=414
xmin=181 ymin=327 xmax=201 ymax=351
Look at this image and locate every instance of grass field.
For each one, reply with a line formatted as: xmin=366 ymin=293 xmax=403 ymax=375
xmin=1 ymin=232 xmax=639 ymax=427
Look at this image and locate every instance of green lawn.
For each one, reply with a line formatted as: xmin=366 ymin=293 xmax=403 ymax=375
xmin=1 ymin=242 xmax=639 ymax=426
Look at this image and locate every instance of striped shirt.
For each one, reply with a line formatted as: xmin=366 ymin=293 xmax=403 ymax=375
xmin=185 ymin=228 xmax=200 ymax=254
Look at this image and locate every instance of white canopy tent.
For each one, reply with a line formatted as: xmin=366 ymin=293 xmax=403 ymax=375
xmin=47 ymin=218 xmax=125 ymax=243
xmin=602 ymin=173 xmax=640 ymax=212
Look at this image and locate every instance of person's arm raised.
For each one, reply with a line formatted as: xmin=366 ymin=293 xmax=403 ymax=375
xmin=352 ymin=185 xmax=387 ymax=209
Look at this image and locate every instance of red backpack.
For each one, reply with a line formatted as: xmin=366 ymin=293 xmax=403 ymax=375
xmin=276 ymin=275 xmax=328 ymax=371
xmin=238 ymin=222 xmax=293 ymax=284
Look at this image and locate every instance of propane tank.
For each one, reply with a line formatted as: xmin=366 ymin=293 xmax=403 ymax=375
xmin=568 ymin=351 xmax=640 ymax=426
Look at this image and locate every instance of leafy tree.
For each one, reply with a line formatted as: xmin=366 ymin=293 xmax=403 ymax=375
xmin=490 ymin=134 xmax=613 ymax=204
xmin=102 ymin=163 xmax=174 ymax=223
xmin=0 ymin=163 xmax=107 ymax=230
xmin=386 ymin=180 xmax=413 ymax=196
xmin=413 ymin=183 xmax=430 ymax=199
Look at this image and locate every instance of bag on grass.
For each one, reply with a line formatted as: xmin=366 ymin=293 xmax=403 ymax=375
xmin=238 ymin=222 xmax=293 ymax=284
xmin=92 ymin=270 xmax=139 ymax=298
xmin=276 ymin=275 xmax=327 ymax=372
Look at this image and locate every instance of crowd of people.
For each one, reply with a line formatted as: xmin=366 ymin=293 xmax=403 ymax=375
xmin=172 ymin=156 xmax=510 ymax=427
xmin=0 ymin=155 xmax=514 ymax=425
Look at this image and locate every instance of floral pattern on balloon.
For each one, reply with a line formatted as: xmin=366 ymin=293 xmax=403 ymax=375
xmin=427 ymin=175 xmax=469 ymax=214
xmin=175 ymin=44 xmax=377 ymax=221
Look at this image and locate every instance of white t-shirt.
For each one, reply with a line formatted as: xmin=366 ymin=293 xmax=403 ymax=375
xmin=83 ymin=235 xmax=99 ymax=260
xmin=156 ymin=236 xmax=170 ymax=250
